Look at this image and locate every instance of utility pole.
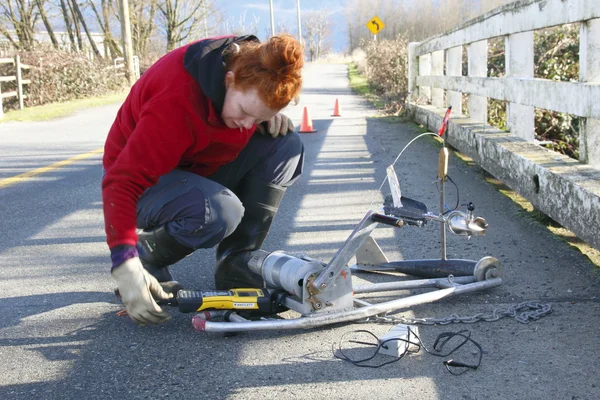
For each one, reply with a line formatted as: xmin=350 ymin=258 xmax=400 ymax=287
xmin=118 ymin=0 xmax=136 ymax=86
xmin=296 ymin=0 xmax=302 ymax=44
xmin=203 ymin=0 xmax=208 ymax=37
xmin=269 ymin=0 xmax=275 ymax=36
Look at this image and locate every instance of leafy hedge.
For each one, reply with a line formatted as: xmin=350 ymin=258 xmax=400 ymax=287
xmin=357 ymin=36 xmax=409 ymax=115
xmin=0 ymin=49 xmax=127 ymax=111
xmin=353 ymin=24 xmax=581 ymax=159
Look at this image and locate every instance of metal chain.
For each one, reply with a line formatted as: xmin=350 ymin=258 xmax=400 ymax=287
xmin=365 ymin=301 xmax=552 ymax=325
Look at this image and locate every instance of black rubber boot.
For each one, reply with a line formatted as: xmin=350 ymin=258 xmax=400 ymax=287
xmin=214 ymin=182 xmax=286 ymax=290
xmin=137 ymin=225 xmax=194 ymax=294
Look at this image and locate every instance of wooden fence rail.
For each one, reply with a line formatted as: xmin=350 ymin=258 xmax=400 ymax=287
xmin=408 ymin=0 xmax=600 ymax=251
xmin=0 ymin=55 xmax=31 ymax=119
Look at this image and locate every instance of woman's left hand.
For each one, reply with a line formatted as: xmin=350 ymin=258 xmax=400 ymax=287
xmin=256 ymin=113 xmax=295 ymax=138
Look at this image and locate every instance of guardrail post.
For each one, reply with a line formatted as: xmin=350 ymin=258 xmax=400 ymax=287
xmin=431 ymin=50 xmax=444 ymax=108
xmin=506 ymin=32 xmax=534 ymax=141
xmin=0 ymin=80 xmax=3 ymax=119
xmin=446 ymin=46 xmax=462 ymax=112
xmin=579 ymin=18 xmax=600 ymax=166
xmin=468 ymin=40 xmax=487 ymax=123
xmin=15 ymin=55 xmax=24 ymax=110
xmin=418 ymin=53 xmax=431 ymax=103
xmin=408 ymin=42 xmax=418 ymax=102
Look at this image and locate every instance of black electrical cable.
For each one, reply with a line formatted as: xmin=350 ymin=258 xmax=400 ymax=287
xmin=445 ymin=175 xmax=460 ymax=213
xmin=437 ymin=175 xmax=461 ymax=215
xmin=332 ymin=329 xmax=420 ymax=368
xmin=333 ymin=327 xmax=483 ymax=375
xmin=434 ymin=175 xmax=461 ymax=215
xmin=410 ymin=328 xmax=483 ymax=375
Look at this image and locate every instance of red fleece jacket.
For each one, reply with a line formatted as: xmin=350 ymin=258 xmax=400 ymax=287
xmin=102 ymin=39 xmax=256 ymax=249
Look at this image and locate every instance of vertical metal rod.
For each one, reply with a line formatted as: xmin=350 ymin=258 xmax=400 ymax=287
xmin=0 ymin=78 xmax=4 ymax=119
xmin=203 ymin=0 xmax=208 ymax=37
xmin=296 ymin=0 xmax=302 ymax=44
xmin=16 ymin=55 xmax=23 ymax=110
xmin=439 ymin=145 xmax=449 ymax=260
xmin=440 ymin=174 xmax=447 ymax=260
xmin=269 ymin=0 xmax=275 ymax=36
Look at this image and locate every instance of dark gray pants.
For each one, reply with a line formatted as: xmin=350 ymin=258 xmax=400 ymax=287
xmin=135 ymin=132 xmax=304 ymax=249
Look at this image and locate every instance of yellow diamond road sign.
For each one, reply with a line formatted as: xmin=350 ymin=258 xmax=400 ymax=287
xmin=366 ymin=16 xmax=385 ymax=35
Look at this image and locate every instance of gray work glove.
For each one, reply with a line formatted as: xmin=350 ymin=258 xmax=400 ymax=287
xmin=112 ymin=257 xmax=172 ymax=325
xmin=256 ymin=113 xmax=295 ymax=138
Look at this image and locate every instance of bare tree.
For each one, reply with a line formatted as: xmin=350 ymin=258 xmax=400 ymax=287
xmin=66 ymin=0 xmax=84 ymax=51
xmin=34 ymin=0 xmax=59 ymax=49
xmin=302 ymin=10 xmax=330 ymax=61
xmin=87 ymin=0 xmax=122 ymax=58
xmin=158 ymin=0 xmax=216 ymax=51
xmin=275 ymin=21 xmax=292 ymax=36
xmin=57 ymin=0 xmax=78 ymax=51
xmin=345 ymin=0 xmax=515 ymax=49
xmin=70 ymin=0 xmax=103 ymax=58
xmin=220 ymin=10 xmax=258 ymax=37
xmin=0 ymin=0 xmax=38 ymax=50
xmin=130 ymin=0 xmax=158 ymax=56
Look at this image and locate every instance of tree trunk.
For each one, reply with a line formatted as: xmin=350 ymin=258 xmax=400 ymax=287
xmin=140 ymin=0 xmax=158 ymax=55
xmin=0 ymin=25 xmax=21 ymax=50
xmin=102 ymin=0 xmax=122 ymax=58
xmin=34 ymin=0 xmax=59 ymax=49
xmin=70 ymin=0 xmax=103 ymax=59
xmin=164 ymin=0 xmax=176 ymax=52
xmin=12 ymin=0 xmax=36 ymax=50
xmin=59 ymin=0 xmax=78 ymax=51
xmin=66 ymin=0 xmax=84 ymax=51
xmin=87 ymin=0 xmax=116 ymax=57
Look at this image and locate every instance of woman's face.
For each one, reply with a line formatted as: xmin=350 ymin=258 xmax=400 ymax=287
xmin=221 ymin=71 xmax=279 ymax=130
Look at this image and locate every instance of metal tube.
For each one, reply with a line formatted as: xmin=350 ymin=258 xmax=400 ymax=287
xmin=352 ymin=276 xmax=474 ymax=294
xmin=227 ymin=313 xmax=249 ymax=323
xmin=439 ymin=146 xmax=448 ymax=260
xmin=353 ymin=258 xmax=477 ymax=278
xmin=440 ymin=175 xmax=447 ymax=260
xmin=193 ymin=278 xmax=502 ymax=332
xmin=269 ymin=0 xmax=275 ymax=36
xmin=296 ymin=0 xmax=302 ymax=44
xmin=371 ymin=213 xmax=405 ymax=227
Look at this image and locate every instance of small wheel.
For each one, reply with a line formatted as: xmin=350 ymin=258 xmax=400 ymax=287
xmin=473 ymin=256 xmax=503 ymax=282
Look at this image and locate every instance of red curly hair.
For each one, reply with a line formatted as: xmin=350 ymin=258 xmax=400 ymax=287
xmin=225 ymin=34 xmax=304 ymax=110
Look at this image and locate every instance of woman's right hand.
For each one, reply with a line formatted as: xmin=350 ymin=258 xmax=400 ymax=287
xmin=112 ymin=257 xmax=172 ymax=325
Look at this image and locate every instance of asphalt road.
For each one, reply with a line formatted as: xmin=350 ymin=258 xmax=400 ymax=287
xmin=1 ymin=63 xmax=599 ymax=400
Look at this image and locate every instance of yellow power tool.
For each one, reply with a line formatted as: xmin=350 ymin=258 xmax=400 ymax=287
xmin=168 ymin=288 xmax=276 ymax=314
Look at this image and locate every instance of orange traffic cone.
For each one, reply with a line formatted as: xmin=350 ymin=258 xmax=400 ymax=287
xmin=298 ymin=106 xmax=317 ymax=133
xmin=331 ymin=98 xmax=342 ymax=117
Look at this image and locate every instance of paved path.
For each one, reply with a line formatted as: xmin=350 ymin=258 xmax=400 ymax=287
xmin=0 ymin=64 xmax=599 ymax=400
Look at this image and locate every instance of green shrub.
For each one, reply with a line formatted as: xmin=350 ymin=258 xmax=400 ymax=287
xmin=1 ymin=49 xmax=127 ymax=110
xmin=360 ymin=35 xmax=409 ymax=115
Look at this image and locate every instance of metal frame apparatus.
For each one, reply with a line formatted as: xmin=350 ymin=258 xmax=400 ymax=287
xmin=192 ymin=109 xmax=503 ymax=333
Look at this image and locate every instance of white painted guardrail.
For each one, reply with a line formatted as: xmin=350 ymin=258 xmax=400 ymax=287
xmin=407 ymin=0 xmax=600 ymax=251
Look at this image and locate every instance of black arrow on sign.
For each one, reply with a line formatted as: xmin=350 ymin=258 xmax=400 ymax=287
xmin=371 ymin=20 xmax=380 ymax=31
